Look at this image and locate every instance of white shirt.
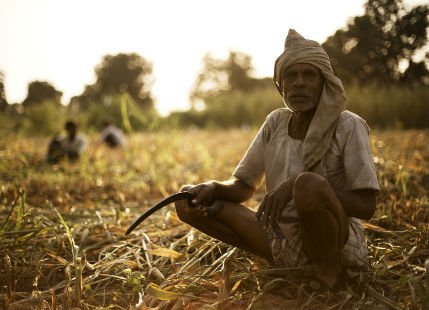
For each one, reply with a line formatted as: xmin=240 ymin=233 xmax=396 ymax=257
xmin=60 ymin=134 xmax=87 ymax=155
xmin=99 ymin=125 xmax=125 ymax=146
xmin=233 ymin=108 xmax=379 ymax=218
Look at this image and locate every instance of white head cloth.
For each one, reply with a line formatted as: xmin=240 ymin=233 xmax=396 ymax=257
xmin=273 ymin=29 xmax=347 ymax=175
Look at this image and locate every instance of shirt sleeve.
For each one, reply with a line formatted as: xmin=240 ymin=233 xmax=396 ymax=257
xmin=232 ymin=111 xmax=278 ymax=190
xmin=339 ymin=115 xmax=380 ymax=191
xmin=76 ymin=135 xmax=88 ymax=152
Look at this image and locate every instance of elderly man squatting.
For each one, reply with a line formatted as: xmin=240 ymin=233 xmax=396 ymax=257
xmin=175 ymin=29 xmax=379 ymax=291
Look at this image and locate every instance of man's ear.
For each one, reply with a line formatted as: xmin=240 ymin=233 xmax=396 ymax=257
xmin=282 ymin=88 xmax=288 ymax=99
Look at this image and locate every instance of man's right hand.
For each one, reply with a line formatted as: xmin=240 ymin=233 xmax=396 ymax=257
xmin=178 ymin=182 xmax=217 ymax=216
xmin=177 ymin=178 xmax=255 ymax=216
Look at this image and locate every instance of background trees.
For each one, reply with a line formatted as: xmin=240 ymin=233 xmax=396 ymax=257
xmin=322 ymin=0 xmax=429 ymax=86
xmin=7 ymin=81 xmax=65 ymax=135
xmin=67 ymin=53 xmax=158 ymax=132
xmin=180 ymin=0 xmax=429 ymax=129
xmin=22 ymin=81 xmax=62 ymax=107
xmin=0 ymin=71 xmax=7 ymax=112
xmin=0 ymin=0 xmax=428 ymax=134
xmin=77 ymin=53 xmax=154 ymax=111
xmin=181 ymin=51 xmax=278 ymax=127
xmin=190 ymin=51 xmax=272 ymax=106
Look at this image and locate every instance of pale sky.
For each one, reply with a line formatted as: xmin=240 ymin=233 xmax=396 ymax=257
xmin=0 ymin=0 xmax=425 ymax=115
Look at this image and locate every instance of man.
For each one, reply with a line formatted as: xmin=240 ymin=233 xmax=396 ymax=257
xmin=61 ymin=120 xmax=87 ymax=161
xmin=47 ymin=120 xmax=87 ymax=163
xmin=46 ymin=134 xmax=65 ymax=164
xmin=175 ymin=29 xmax=379 ymax=292
xmin=99 ymin=121 xmax=126 ymax=148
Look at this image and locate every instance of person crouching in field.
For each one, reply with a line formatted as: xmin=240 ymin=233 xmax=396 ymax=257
xmin=99 ymin=121 xmax=126 ymax=148
xmin=175 ymin=29 xmax=379 ymax=292
xmin=47 ymin=120 xmax=87 ymax=163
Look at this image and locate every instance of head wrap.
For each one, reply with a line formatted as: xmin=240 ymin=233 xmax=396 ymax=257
xmin=273 ymin=29 xmax=346 ymax=175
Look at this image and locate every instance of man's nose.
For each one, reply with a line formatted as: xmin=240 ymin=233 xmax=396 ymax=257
xmin=293 ymin=72 xmax=305 ymax=86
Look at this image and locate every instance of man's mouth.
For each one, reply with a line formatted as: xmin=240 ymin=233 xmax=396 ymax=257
xmin=290 ymin=94 xmax=309 ymax=100
xmin=290 ymin=93 xmax=308 ymax=97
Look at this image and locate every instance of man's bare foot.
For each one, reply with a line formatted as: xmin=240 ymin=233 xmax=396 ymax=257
xmin=313 ymin=267 xmax=346 ymax=292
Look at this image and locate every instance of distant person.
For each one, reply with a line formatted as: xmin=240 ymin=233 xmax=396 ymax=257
xmin=46 ymin=134 xmax=65 ymax=164
xmin=99 ymin=121 xmax=126 ymax=148
xmin=62 ymin=120 xmax=87 ymax=161
xmin=46 ymin=120 xmax=87 ymax=163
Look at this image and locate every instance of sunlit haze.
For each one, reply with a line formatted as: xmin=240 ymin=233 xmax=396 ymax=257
xmin=0 ymin=0 xmax=424 ymax=115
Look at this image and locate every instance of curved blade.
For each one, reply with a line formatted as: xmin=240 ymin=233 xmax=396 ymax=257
xmin=125 ymin=191 xmax=195 ymax=235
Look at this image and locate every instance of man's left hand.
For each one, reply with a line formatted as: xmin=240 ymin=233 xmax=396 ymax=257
xmin=256 ymin=176 xmax=297 ymax=228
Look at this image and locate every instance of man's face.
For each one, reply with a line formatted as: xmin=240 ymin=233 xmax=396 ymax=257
xmin=65 ymin=124 xmax=77 ymax=138
xmin=282 ymin=63 xmax=324 ymax=112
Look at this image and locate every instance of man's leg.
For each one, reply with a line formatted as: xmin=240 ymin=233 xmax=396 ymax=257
xmin=175 ymin=200 xmax=273 ymax=262
xmin=293 ymin=172 xmax=349 ymax=288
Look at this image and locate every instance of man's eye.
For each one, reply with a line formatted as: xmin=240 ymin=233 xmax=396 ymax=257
xmin=284 ymin=72 xmax=297 ymax=80
xmin=304 ymin=71 xmax=318 ymax=80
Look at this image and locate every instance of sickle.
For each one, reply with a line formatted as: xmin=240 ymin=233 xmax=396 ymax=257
xmin=125 ymin=191 xmax=196 ymax=235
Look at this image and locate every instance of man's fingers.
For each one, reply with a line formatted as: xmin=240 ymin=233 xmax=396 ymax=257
xmin=191 ymin=205 xmax=208 ymax=216
xmin=257 ymin=196 xmax=269 ymax=221
xmin=269 ymin=199 xmax=280 ymax=228
xmin=175 ymin=198 xmax=191 ymax=212
xmin=193 ymin=187 xmax=207 ymax=205
xmin=274 ymin=200 xmax=283 ymax=220
xmin=177 ymin=184 xmax=215 ymax=217
xmin=262 ymin=196 xmax=272 ymax=228
xmin=256 ymin=199 xmax=265 ymax=220
xmin=179 ymin=184 xmax=193 ymax=192
xmin=192 ymin=184 xmax=215 ymax=206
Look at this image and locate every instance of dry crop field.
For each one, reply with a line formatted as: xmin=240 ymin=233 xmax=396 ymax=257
xmin=0 ymin=129 xmax=428 ymax=309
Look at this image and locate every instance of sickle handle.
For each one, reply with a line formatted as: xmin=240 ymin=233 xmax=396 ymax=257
xmin=125 ymin=191 xmax=196 ymax=235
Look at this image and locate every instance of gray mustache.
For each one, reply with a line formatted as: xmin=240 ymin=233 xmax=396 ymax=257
xmin=289 ymin=93 xmax=309 ymax=97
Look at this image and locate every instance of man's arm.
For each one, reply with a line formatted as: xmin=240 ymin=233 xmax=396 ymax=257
xmin=335 ymin=189 xmax=377 ymax=220
xmin=212 ymin=178 xmax=255 ymax=202
xmin=182 ymin=178 xmax=255 ymax=207
xmin=335 ymin=115 xmax=379 ymax=221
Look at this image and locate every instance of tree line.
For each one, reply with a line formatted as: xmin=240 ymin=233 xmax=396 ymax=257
xmin=0 ymin=0 xmax=428 ymax=133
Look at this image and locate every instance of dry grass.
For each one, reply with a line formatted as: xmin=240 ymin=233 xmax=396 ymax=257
xmin=0 ymin=129 xmax=428 ymax=309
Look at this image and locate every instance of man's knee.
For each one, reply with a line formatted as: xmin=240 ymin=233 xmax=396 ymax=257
xmin=294 ymin=172 xmax=332 ymax=214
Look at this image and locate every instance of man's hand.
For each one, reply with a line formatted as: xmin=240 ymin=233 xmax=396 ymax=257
xmin=177 ymin=178 xmax=255 ymax=217
xmin=178 ymin=182 xmax=217 ymax=216
xmin=256 ymin=176 xmax=297 ymax=228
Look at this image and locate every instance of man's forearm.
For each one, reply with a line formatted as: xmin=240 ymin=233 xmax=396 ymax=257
xmin=212 ymin=179 xmax=254 ymax=203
